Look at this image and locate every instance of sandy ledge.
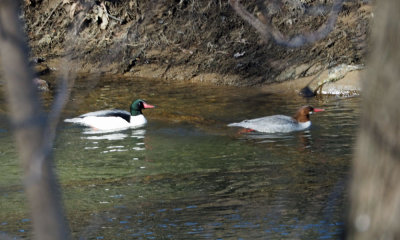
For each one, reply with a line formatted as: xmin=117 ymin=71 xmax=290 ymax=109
xmin=261 ymin=68 xmax=363 ymax=96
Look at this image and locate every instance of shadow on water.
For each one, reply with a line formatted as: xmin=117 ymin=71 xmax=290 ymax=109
xmin=0 ymin=75 xmax=359 ymax=239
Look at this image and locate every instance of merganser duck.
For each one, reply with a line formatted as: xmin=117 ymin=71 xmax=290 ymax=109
xmin=228 ymin=106 xmax=324 ymax=133
xmin=65 ymin=99 xmax=155 ymax=131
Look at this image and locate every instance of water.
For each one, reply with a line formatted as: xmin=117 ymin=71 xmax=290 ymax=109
xmin=0 ymin=76 xmax=360 ymax=239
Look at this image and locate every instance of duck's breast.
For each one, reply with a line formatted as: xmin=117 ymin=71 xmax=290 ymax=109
xmin=130 ymin=115 xmax=147 ymax=128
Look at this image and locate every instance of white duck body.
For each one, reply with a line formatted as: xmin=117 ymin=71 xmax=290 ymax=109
xmin=65 ymin=109 xmax=147 ymax=130
xmin=65 ymin=99 xmax=154 ymax=131
xmin=228 ymin=115 xmax=311 ymax=133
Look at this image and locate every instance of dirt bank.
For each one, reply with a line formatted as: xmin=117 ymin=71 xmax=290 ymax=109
xmin=22 ymin=0 xmax=371 ymax=88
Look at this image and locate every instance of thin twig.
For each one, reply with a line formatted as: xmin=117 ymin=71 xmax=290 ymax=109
xmin=37 ymin=0 xmax=63 ymax=35
xmin=107 ymin=13 xmax=122 ymax=23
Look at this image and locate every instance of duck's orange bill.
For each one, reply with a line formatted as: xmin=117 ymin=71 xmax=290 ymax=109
xmin=143 ymin=102 xmax=155 ymax=109
xmin=313 ymin=108 xmax=325 ymax=112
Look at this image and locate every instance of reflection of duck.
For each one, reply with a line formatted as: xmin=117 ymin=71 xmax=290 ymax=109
xmin=65 ymin=99 xmax=154 ymax=131
xmin=228 ymin=106 xmax=324 ymax=133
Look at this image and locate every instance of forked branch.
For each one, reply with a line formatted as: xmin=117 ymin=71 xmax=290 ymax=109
xmin=229 ymin=0 xmax=344 ymax=47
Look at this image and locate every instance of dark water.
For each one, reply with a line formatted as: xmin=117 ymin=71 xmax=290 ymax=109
xmin=0 ymin=76 xmax=360 ymax=239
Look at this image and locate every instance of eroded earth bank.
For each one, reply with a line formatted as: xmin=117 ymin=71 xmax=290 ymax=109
xmin=23 ymin=0 xmax=371 ymax=94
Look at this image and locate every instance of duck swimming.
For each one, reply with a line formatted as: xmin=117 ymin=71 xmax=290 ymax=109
xmin=65 ymin=99 xmax=155 ymax=131
xmin=228 ymin=106 xmax=324 ymax=133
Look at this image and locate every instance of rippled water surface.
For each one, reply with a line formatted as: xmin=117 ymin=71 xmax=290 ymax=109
xmin=0 ymin=76 xmax=360 ymax=239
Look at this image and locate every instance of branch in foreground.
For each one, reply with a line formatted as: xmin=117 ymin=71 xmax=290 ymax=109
xmin=0 ymin=0 xmax=69 ymax=239
xmin=229 ymin=0 xmax=344 ymax=47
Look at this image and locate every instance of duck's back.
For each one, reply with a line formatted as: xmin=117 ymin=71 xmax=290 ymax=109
xmin=78 ymin=109 xmax=131 ymax=122
xmin=229 ymin=115 xmax=310 ymax=133
xmin=65 ymin=109 xmax=136 ymax=130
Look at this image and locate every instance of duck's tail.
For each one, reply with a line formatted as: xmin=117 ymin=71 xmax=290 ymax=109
xmin=64 ymin=117 xmax=81 ymax=123
xmin=227 ymin=122 xmax=241 ymax=127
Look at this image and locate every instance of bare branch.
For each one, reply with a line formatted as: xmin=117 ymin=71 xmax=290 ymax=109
xmin=229 ymin=0 xmax=344 ymax=47
xmin=36 ymin=0 xmax=63 ymax=35
xmin=43 ymin=65 xmax=75 ymax=160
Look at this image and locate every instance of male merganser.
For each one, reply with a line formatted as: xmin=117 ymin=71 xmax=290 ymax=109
xmin=65 ymin=99 xmax=155 ymax=131
xmin=228 ymin=106 xmax=324 ymax=133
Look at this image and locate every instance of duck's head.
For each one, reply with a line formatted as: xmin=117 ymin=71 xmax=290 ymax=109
xmin=130 ymin=99 xmax=155 ymax=116
xmin=294 ymin=106 xmax=324 ymax=122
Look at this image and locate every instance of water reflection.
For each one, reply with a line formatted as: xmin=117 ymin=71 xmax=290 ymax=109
xmin=85 ymin=133 xmax=129 ymax=140
xmin=234 ymin=129 xmax=316 ymax=153
xmin=66 ymin=170 xmax=345 ymax=239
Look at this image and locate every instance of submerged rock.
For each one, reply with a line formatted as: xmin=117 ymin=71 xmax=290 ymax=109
xmin=314 ymin=69 xmax=362 ymax=96
xmin=311 ymin=64 xmax=363 ymax=96
xmin=263 ymin=66 xmax=364 ymax=97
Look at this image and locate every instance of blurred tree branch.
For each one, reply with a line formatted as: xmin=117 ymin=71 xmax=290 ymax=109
xmin=349 ymin=0 xmax=400 ymax=238
xmin=229 ymin=0 xmax=344 ymax=47
xmin=0 ymin=0 xmax=69 ymax=239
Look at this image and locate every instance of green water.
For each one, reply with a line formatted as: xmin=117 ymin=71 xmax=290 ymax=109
xmin=0 ymin=76 xmax=360 ymax=239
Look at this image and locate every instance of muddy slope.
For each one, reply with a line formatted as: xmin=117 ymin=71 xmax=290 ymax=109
xmin=23 ymin=0 xmax=371 ymax=86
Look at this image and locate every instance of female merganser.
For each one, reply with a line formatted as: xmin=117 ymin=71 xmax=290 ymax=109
xmin=228 ymin=106 xmax=324 ymax=133
xmin=65 ymin=99 xmax=155 ymax=131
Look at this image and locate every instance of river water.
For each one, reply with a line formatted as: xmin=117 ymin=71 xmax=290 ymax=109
xmin=0 ymin=75 xmax=360 ymax=239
